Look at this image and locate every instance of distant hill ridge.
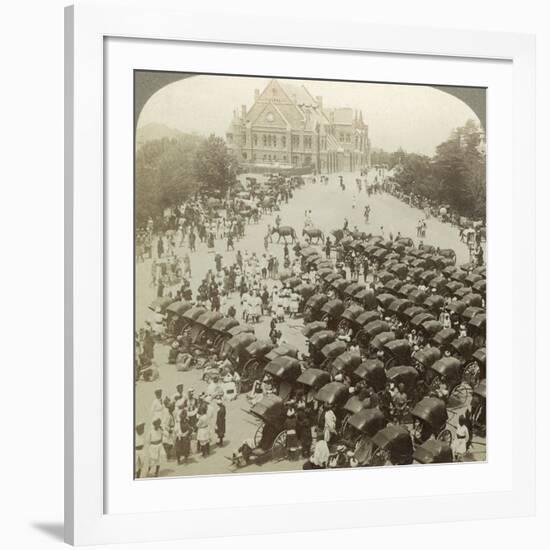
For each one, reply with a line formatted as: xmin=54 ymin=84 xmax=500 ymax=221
xmin=136 ymin=123 xmax=185 ymax=147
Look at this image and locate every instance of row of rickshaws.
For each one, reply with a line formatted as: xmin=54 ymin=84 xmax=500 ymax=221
xmin=233 ymin=235 xmax=487 ymax=466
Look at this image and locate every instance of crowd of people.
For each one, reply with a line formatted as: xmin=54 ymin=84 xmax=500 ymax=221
xmin=135 ymin=169 xmax=486 ymax=477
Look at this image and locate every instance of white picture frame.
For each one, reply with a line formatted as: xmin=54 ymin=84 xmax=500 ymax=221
xmin=65 ymin=1 xmax=536 ymax=545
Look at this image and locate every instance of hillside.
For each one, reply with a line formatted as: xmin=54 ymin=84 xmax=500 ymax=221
xmin=136 ymin=123 xmax=184 ymax=148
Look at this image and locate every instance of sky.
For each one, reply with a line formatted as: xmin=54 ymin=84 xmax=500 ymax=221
xmin=137 ymin=74 xmax=481 ymax=156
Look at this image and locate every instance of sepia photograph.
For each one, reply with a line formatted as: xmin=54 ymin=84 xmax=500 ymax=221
xmin=134 ymin=72 xmax=487 ymax=479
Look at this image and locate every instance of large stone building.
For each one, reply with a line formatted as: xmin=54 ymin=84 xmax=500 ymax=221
xmin=226 ymin=79 xmax=371 ymax=173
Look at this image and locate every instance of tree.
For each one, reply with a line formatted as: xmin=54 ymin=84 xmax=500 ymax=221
xmin=383 ymin=119 xmax=486 ymax=219
xmin=135 ymin=134 xmax=203 ymax=226
xmin=193 ymin=135 xmax=239 ymax=197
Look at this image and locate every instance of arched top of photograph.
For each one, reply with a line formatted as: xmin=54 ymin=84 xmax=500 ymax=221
xmin=134 ymin=71 xmax=486 ymax=480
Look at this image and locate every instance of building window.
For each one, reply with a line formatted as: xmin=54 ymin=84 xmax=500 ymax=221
xmin=292 ymin=135 xmax=300 ymax=147
xmin=282 ymin=136 xmax=286 ymax=148
xmin=345 ymin=134 xmax=351 ymax=143
xmin=253 ymin=134 xmax=258 ymax=146
xmin=304 ymin=136 xmax=312 ymax=149
xmin=339 ymin=133 xmax=344 ymax=142
xmin=263 ymin=135 xmax=267 ymax=146
xmin=243 ymin=152 xmax=247 ymax=160
xmin=242 ymin=133 xmax=247 ymax=144
xmin=283 ymin=155 xmax=287 ymax=162
xmin=292 ymin=155 xmax=298 ymax=165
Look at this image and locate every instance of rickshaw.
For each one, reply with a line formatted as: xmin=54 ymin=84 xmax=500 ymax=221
xmin=362 ymin=319 xmax=391 ymax=346
xmin=471 ymin=379 xmax=486 ymax=437
xmin=239 ymin=340 xmax=275 ymax=392
xmin=353 ymin=359 xmax=387 ymax=392
xmin=398 ymin=284 xmax=418 ymax=299
xmin=322 ymin=272 xmax=341 ymax=289
xmin=389 ymin=262 xmax=408 ymax=280
xmin=427 ymin=275 xmax=447 ymax=295
xmin=413 ymin=439 xmax=453 ymax=464
xmin=264 ymin=343 xmax=299 ymax=362
xmin=408 ymin=288 xmax=428 ymax=305
xmin=462 ymin=293 xmax=484 ymax=308
xmin=308 ymin=330 xmax=337 ymax=365
xmin=371 ymin=425 xmax=414 ymax=465
xmin=148 ymin=296 xmax=176 ymax=313
xmin=465 ymin=273 xmax=483 ymax=287
xmin=402 ymin=305 xmax=426 ymax=325
xmin=385 ymin=366 xmax=420 ymax=415
xmin=381 ymin=339 xmax=412 ymax=368
xmin=180 ymin=305 xmax=207 ymax=331
xmin=444 ymin=280 xmax=464 ymax=297
xmin=472 ymin=279 xmax=486 ymax=296
xmin=426 ymin=357 xmax=466 ymax=405
xmin=463 ymin=347 xmax=486 ymax=388
xmin=408 ymin=267 xmax=426 ymax=283
xmin=263 ymin=356 xmax=302 ymax=401
xmin=295 ymin=283 xmax=316 ymax=309
xmin=372 ymin=247 xmax=390 ymax=263
xmin=192 ymin=311 xmax=224 ymax=349
xmin=438 ymin=248 xmax=457 ymax=265
xmin=461 ymin=306 xmax=484 ymax=323
xmin=210 ymin=317 xmax=240 ymax=350
xmin=330 ymin=351 xmax=362 ymax=379
xmin=296 ymin=368 xmax=331 ymax=403
xmin=319 ymin=340 xmax=348 ymax=369
xmin=410 ymin=397 xmax=452 ymax=445
xmin=165 ymin=300 xmax=194 ymax=336
xmin=387 ymin=298 xmax=414 ymax=320
xmin=226 ymin=332 xmax=257 ymax=369
xmin=442 ymin=265 xmax=459 ymax=278
xmin=369 ymin=331 xmax=397 ymax=355
xmin=344 ymin=408 xmax=388 ymax=466
xmin=412 ymin=346 xmax=441 ymax=376
xmin=449 ymin=336 xmax=475 ymax=364
xmin=419 ymin=243 xmax=436 ymax=254
xmin=410 ymin=257 xmax=428 ymax=271
xmin=376 ymin=293 xmax=397 ymax=311
xmin=432 ymin=327 xmax=457 ymax=349
xmin=396 ymin=237 xmax=414 ymax=247
xmin=315 ymin=381 xmax=351 ymax=428
xmin=419 ymin=270 xmax=437 ymax=286
xmin=338 ymin=304 xmax=366 ymax=332
xmin=245 ymin=395 xmax=289 ymax=464
xmin=343 ymin=282 xmax=366 ymax=304
xmin=353 ymin=288 xmax=378 ymax=310
xmin=320 ymin=299 xmax=346 ymax=329
xmin=454 ymin=287 xmax=472 ymax=301
xmin=302 ymin=320 xmax=328 ymax=339
xmin=424 ymin=294 xmax=445 ymax=313
xmin=451 ymin=269 xmax=467 ymax=284
xmin=419 ymin=319 xmax=444 ymax=339
xmin=410 ymin=312 xmax=436 ymax=330
xmin=329 ymin=278 xmax=349 ymax=299
xmin=446 ymin=300 xmax=468 ymax=319
xmin=303 ymin=293 xmax=329 ymax=323
xmin=383 ymin=278 xmax=404 ymax=295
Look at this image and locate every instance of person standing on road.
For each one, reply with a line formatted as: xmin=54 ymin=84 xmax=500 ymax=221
xmin=147 ymin=418 xmax=164 ymax=477
xmin=325 ymin=237 xmax=331 ymax=259
xmin=215 ymin=397 xmax=226 ymax=446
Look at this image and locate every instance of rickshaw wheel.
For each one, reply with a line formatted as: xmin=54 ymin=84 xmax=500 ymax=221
xmin=341 ymin=414 xmax=351 ymax=435
xmin=448 ymin=382 xmax=472 ymax=409
xmin=385 ymin=356 xmax=397 ymax=369
xmin=241 ymin=359 xmax=260 ymax=392
xmin=253 ymin=424 xmax=264 ymax=448
xmin=463 ymin=362 xmax=480 ymax=388
xmin=271 ymin=431 xmax=288 ymax=461
xmin=371 ymin=448 xmax=387 ymax=467
xmin=438 ymin=429 xmax=453 ymax=446
xmin=213 ymin=334 xmax=224 ymax=351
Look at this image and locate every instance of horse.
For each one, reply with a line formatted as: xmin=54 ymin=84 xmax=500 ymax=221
xmin=271 ymin=226 xmax=297 ymax=244
xmin=302 ymin=227 xmax=325 ymax=243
